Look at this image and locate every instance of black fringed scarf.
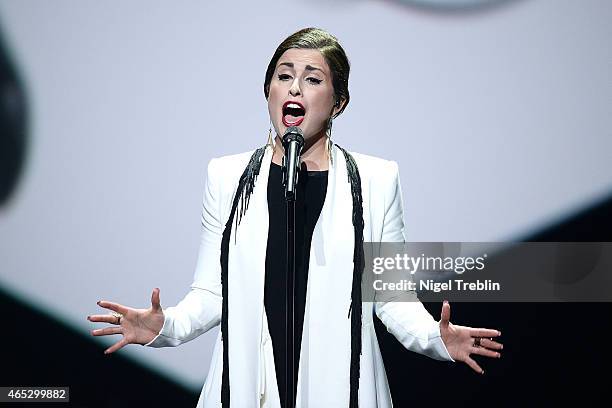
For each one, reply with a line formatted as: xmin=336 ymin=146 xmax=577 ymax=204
xmin=337 ymin=145 xmax=366 ymax=408
xmin=219 ymin=144 xmax=365 ymax=407
xmin=220 ymin=146 xmax=267 ymax=407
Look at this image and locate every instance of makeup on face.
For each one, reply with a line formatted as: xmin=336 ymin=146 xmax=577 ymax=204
xmin=267 ymin=49 xmax=336 ymax=143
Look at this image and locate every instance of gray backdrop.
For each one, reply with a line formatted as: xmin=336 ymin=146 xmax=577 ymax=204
xmin=0 ymin=0 xmax=610 ymax=391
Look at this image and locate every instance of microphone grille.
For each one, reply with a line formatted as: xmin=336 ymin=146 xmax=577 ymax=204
xmin=285 ymin=126 xmax=303 ymax=136
xmin=282 ymin=126 xmax=304 ymax=145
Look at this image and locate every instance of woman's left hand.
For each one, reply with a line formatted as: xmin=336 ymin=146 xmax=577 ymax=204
xmin=439 ymin=300 xmax=503 ymax=374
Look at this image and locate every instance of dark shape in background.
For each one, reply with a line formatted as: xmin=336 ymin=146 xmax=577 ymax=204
xmin=0 ymin=285 xmax=199 ymax=408
xmin=387 ymin=0 xmax=526 ymax=15
xmin=0 ymin=23 xmax=28 ymax=208
xmin=376 ymin=193 xmax=611 ymax=406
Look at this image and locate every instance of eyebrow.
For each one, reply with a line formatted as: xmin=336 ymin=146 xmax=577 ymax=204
xmin=277 ymin=62 xmax=326 ymax=76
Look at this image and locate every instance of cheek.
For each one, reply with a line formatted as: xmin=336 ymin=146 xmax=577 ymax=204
xmin=308 ymin=91 xmax=334 ymax=120
xmin=268 ymin=84 xmax=282 ymax=110
xmin=267 ymin=89 xmax=281 ymax=115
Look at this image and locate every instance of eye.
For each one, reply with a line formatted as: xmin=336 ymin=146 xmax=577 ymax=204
xmin=278 ymin=74 xmax=292 ymax=81
xmin=307 ymin=77 xmax=322 ymax=85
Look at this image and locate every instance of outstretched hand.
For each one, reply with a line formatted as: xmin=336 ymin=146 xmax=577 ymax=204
xmin=439 ymin=300 xmax=503 ymax=374
xmin=87 ymin=288 xmax=165 ymax=354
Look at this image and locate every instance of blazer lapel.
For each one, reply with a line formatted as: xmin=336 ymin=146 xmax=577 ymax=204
xmin=297 ymin=144 xmax=356 ymax=407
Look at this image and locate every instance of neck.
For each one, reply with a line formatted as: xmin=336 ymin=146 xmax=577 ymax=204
xmin=271 ymin=130 xmax=329 ymax=171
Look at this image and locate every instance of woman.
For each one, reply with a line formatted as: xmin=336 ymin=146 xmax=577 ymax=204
xmin=88 ymin=28 xmax=503 ymax=407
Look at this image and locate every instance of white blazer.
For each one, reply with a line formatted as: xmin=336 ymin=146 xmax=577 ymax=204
xmin=146 ymin=144 xmax=454 ymax=407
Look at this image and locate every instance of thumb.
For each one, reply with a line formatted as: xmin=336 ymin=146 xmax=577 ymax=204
xmin=440 ymin=300 xmax=451 ymax=328
xmin=151 ymin=288 xmax=162 ymax=311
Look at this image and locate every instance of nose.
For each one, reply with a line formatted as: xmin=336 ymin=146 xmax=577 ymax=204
xmin=289 ymin=78 xmax=301 ymax=97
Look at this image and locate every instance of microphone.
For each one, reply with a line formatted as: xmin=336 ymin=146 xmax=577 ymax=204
xmin=281 ymin=126 xmax=305 ymax=201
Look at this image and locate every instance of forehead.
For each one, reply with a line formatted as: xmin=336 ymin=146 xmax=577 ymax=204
xmin=276 ymin=49 xmax=330 ymax=73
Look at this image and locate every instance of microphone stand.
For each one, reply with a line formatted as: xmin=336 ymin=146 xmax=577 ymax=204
xmin=281 ymin=128 xmax=303 ymax=408
xmin=285 ymin=189 xmax=296 ymax=408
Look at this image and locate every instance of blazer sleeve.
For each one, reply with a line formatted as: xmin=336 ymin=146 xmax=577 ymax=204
xmin=373 ymin=161 xmax=455 ymax=362
xmin=145 ymin=158 xmax=224 ymax=348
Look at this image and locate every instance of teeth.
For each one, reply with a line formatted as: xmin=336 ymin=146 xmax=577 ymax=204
xmin=286 ymin=103 xmax=302 ymax=109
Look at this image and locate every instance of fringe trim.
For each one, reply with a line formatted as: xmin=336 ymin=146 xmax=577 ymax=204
xmin=337 ymin=145 xmax=365 ymax=408
xmin=220 ymin=146 xmax=267 ymax=408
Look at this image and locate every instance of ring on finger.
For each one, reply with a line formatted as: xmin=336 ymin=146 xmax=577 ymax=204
xmin=110 ymin=311 xmax=123 ymax=325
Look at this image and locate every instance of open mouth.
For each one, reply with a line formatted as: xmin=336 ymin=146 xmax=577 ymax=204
xmin=282 ymin=101 xmax=305 ymax=127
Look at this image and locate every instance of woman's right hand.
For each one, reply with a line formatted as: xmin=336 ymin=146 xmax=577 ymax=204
xmin=88 ymin=288 xmax=165 ymax=354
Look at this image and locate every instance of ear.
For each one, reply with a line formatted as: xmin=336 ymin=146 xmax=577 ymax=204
xmin=332 ymin=97 xmax=346 ymax=117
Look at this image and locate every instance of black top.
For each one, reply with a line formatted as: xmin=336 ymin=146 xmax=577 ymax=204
xmin=264 ymin=161 xmax=328 ymax=407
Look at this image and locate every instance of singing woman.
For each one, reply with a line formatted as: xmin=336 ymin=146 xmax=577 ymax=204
xmin=88 ymin=27 xmax=503 ymax=407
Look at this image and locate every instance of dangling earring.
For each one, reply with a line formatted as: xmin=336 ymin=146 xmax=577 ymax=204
xmin=326 ymin=117 xmax=334 ymax=165
xmin=267 ymin=122 xmax=275 ymax=148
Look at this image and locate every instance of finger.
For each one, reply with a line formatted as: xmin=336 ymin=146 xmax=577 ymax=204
xmin=151 ymin=288 xmax=161 ymax=311
xmin=471 ymin=328 xmax=501 ymax=338
xmin=97 ymin=300 xmax=129 ymax=315
xmin=91 ymin=326 xmax=123 ymax=337
xmin=480 ymin=338 xmax=503 ymax=350
xmin=104 ymin=338 xmax=129 ymax=354
xmin=471 ymin=346 xmax=501 ymax=359
xmin=464 ymin=356 xmax=485 ymax=374
xmin=440 ymin=300 xmax=451 ymax=327
xmin=87 ymin=314 xmax=120 ymax=324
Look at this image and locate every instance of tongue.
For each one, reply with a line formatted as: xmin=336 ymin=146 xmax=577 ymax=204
xmin=284 ymin=114 xmax=303 ymax=124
